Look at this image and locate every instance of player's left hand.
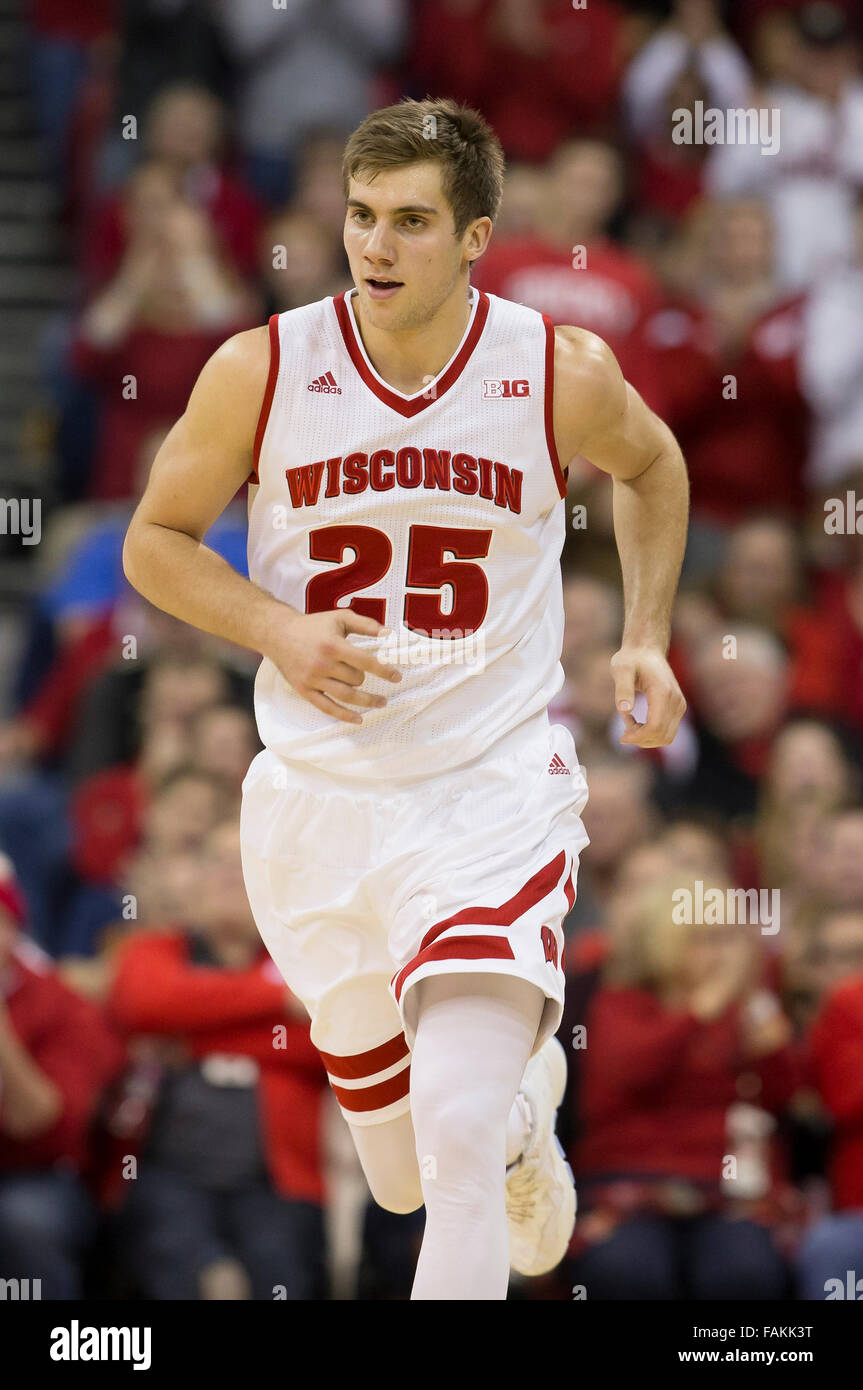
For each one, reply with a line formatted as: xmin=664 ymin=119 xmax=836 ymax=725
xmin=610 ymin=645 xmax=686 ymax=748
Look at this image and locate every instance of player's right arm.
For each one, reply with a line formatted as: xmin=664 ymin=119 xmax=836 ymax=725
xmin=122 ymin=327 xmax=402 ymax=725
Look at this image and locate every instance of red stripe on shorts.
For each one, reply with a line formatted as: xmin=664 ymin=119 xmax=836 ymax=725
xmin=393 ymin=934 xmax=515 ymax=1003
xmin=417 ymin=850 xmax=567 ymax=953
xmin=330 ymin=1064 xmax=411 ymax=1113
xmin=319 ymin=1031 xmax=409 ymax=1081
xmin=564 ymin=865 xmax=576 ymax=911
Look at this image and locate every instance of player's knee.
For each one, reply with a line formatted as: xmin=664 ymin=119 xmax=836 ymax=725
xmin=413 ymin=1088 xmax=502 ymax=1178
xmin=367 ymin=1175 xmax=424 ymax=1215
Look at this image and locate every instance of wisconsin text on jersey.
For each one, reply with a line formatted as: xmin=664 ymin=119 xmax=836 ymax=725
xmin=282 ymin=450 xmax=524 ymax=514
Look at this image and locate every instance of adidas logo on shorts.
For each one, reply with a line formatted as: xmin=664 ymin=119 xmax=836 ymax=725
xmin=307 ymin=371 xmax=342 ymax=393
xmin=548 ymin=754 xmax=570 ymax=775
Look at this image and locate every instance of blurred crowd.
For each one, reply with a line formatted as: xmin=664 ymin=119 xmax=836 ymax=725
xmin=2 ymin=0 xmax=863 ymax=1300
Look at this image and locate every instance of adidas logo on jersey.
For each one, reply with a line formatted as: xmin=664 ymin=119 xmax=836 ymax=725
xmin=482 ymin=378 xmax=531 ymax=398
xmin=308 ymin=372 xmax=342 ymax=394
xmin=548 ymin=754 xmax=570 ymax=775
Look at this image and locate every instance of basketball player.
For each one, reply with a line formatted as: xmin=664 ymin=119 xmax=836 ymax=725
xmin=123 ymin=98 xmax=688 ymax=1300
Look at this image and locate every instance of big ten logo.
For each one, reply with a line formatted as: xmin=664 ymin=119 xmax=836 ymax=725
xmin=482 ymin=378 xmax=531 ymax=399
xmin=540 ymin=924 xmax=558 ymax=968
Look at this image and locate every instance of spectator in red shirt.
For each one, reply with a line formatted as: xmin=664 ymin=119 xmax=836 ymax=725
xmin=566 ymin=871 xmax=804 ymax=1298
xmin=409 ymin=0 xmax=627 ymax=162
xmin=712 ymin=518 xmax=848 ymax=718
xmin=0 ymin=857 xmax=126 ymax=1299
xmin=107 ymin=820 xmax=329 ymax=1299
xmin=72 ymin=167 xmax=260 ymax=500
xmin=809 ymin=517 xmax=863 ymax=741
xmin=796 ymin=906 xmax=863 ymax=1297
xmin=642 ymin=197 xmax=810 ymax=558
xmin=474 ymin=139 xmax=664 ymax=407
xmin=82 ymin=84 xmax=264 ymax=288
xmin=622 ymin=0 xmax=753 ymax=236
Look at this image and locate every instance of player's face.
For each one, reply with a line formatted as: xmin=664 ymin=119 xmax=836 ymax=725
xmin=344 ymin=161 xmax=480 ymax=330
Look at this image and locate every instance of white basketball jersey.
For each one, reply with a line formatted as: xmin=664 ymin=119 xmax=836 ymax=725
xmin=247 ymin=285 xmax=569 ymax=780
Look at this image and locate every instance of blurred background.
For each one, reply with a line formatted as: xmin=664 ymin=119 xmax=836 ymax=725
xmin=1 ymin=0 xmax=863 ymax=1301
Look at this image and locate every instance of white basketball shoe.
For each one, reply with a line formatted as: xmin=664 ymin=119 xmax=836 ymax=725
xmin=505 ymin=1035 xmax=577 ymax=1277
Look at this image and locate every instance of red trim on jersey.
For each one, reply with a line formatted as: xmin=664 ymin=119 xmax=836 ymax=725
xmin=542 ymin=315 xmax=568 ymax=499
xmin=333 ymin=289 xmax=491 ymax=418
xmin=250 ymin=314 xmax=281 ymax=485
xmin=319 ymin=1031 xmax=409 ymax=1081
xmin=393 ymin=935 xmax=516 ymax=1003
xmin=330 ymin=1063 xmax=411 ymax=1113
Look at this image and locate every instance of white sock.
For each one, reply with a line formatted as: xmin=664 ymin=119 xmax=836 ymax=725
xmin=505 ymin=1092 xmax=533 ymax=1166
xmin=409 ymin=973 xmax=545 ymax=1299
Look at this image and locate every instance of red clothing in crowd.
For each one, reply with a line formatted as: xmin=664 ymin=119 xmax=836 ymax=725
xmin=642 ymin=295 xmax=810 ymax=525
xmin=29 ymin=0 xmax=116 ymax=40
xmin=473 ymin=234 xmax=664 ymax=405
xmin=408 ymin=0 xmax=625 ymax=160
xmin=20 ymin=610 xmax=116 ymax=757
xmin=72 ymin=321 xmax=255 ymax=500
xmin=107 ymin=932 xmax=328 ymax=1205
xmin=574 ymin=986 xmax=802 ymax=1183
xmin=809 ymin=976 xmax=863 ymax=1210
xmin=806 ymin=571 xmax=863 ymax=738
xmin=632 ymin=139 xmax=706 ymax=225
xmin=0 ymin=940 xmax=127 ymax=1173
xmin=71 ymin=764 xmax=146 ymax=884
xmin=83 ymin=171 xmax=263 ymax=291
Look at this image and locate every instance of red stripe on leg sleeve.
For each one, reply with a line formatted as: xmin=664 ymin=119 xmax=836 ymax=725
xmin=319 ymin=1031 xmax=409 ymax=1080
xmin=330 ymin=1064 xmax=411 ymax=1113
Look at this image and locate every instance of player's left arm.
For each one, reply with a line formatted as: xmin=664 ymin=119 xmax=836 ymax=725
xmin=553 ymin=324 xmax=689 ymax=748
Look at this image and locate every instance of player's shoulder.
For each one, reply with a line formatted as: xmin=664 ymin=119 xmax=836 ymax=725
xmin=204 ymin=323 xmax=271 ymax=384
xmin=552 ymin=323 xmax=627 ymax=408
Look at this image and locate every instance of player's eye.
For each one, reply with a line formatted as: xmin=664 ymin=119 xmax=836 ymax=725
xmin=404 ymin=217 xmax=425 ymax=228
xmin=350 ymin=210 xmax=371 ymax=223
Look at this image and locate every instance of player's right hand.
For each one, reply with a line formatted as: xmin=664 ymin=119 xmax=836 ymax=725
xmin=264 ymin=608 xmax=402 ymax=725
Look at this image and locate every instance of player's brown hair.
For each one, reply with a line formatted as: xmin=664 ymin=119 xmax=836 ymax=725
xmin=342 ymin=96 xmax=505 ymax=240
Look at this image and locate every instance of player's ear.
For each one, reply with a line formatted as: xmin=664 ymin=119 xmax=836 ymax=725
xmin=465 ymin=216 xmax=493 ymax=260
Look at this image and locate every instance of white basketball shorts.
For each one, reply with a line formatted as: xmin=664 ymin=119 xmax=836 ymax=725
xmin=239 ymin=713 xmax=590 ymax=1127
